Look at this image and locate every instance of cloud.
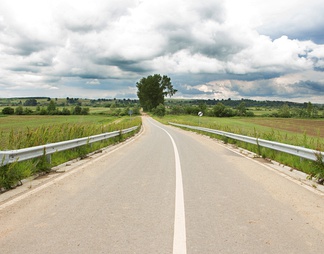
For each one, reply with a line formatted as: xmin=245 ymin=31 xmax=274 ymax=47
xmin=86 ymin=79 xmax=101 ymax=85
xmin=253 ymin=0 xmax=324 ymax=44
xmin=177 ymin=70 xmax=324 ymax=102
xmin=0 ymin=0 xmax=324 ymax=102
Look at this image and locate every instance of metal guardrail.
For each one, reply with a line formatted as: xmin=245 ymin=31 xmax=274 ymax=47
xmin=0 ymin=126 xmax=139 ymax=166
xmin=169 ymin=122 xmax=324 ymax=162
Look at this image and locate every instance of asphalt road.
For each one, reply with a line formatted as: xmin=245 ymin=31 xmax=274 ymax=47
xmin=0 ymin=116 xmax=324 ymax=253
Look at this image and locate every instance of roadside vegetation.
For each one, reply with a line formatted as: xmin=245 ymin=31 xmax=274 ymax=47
xmin=1 ymin=91 xmax=324 ymax=190
xmin=0 ymin=114 xmax=141 ymax=191
xmin=154 ymin=115 xmax=324 ymax=184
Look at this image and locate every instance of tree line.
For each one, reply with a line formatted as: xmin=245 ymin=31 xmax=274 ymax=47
xmin=165 ymin=102 xmax=323 ymax=118
xmin=2 ymin=100 xmax=90 ymax=115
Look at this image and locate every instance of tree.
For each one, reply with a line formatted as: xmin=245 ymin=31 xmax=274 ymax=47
xmin=23 ymin=99 xmax=37 ymax=106
xmin=81 ymin=107 xmax=89 ymax=115
xmin=15 ymin=106 xmax=24 ymax=115
xmin=47 ymin=100 xmax=56 ymax=113
xmin=136 ymin=74 xmax=177 ymax=111
xmin=306 ymin=102 xmax=313 ymax=117
xmin=73 ymin=105 xmax=82 ymax=115
xmin=198 ymin=102 xmax=207 ymax=114
xmin=212 ymin=102 xmax=226 ymax=117
xmin=278 ymin=103 xmax=291 ymax=118
xmin=61 ymin=108 xmax=71 ymax=115
xmin=236 ymin=102 xmax=246 ymax=116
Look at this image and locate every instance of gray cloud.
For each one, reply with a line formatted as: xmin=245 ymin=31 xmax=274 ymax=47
xmin=0 ymin=0 xmax=324 ymax=103
xmin=177 ymin=84 xmax=214 ymax=96
xmin=95 ymin=57 xmax=150 ymax=73
xmin=295 ymin=80 xmax=324 ymax=94
xmin=255 ymin=0 xmax=324 ymax=44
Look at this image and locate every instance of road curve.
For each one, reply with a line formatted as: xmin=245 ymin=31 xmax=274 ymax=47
xmin=0 ymin=116 xmax=323 ymax=253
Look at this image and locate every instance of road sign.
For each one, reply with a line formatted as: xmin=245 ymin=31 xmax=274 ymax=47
xmin=198 ymin=111 xmax=203 ymax=117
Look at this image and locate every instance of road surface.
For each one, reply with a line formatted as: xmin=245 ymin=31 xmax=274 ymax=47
xmin=0 ymin=116 xmax=323 ymax=253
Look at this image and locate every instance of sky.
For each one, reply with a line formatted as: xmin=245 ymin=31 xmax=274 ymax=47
xmin=1 ymin=0 xmax=324 ymax=103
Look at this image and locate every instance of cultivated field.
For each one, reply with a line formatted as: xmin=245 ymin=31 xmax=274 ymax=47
xmin=242 ymin=118 xmax=324 ymax=138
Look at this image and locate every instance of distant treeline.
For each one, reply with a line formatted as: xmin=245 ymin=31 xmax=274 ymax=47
xmin=0 ymin=97 xmax=139 ymax=107
xmin=165 ymin=98 xmax=324 ymax=109
xmin=2 ymin=103 xmax=90 ymax=116
xmin=1 ymin=97 xmax=323 ymax=118
xmin=164 ymin=101 xmax=323 ymax=118
xmin=1 ymin=98 xmax=141 ymax=116
xmin=1 ymin=97 xmax=323 ymax=108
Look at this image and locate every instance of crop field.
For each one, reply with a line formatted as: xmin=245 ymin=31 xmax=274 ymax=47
xmin=242 ymin=118 xmax=324 ymax=138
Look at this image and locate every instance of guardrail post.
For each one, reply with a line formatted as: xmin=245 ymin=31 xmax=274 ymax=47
xmin=256 ymin=138 xmax=261 ymax=156
xmin=119 ymin=130 xmax=123 ymax=142
xmin=46 ymin=154 xmax=52 ymax=164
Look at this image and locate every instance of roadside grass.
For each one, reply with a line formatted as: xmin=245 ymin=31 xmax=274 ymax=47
xmin=0 ymin=115 xmax=141 ymax=191
xmin=154 ymin=115 xmax=324 ymax=182
xmin=0 ymin=115 xmax=128 ymax=148
xmin=156 ymin=115 xmax=324 ymax=149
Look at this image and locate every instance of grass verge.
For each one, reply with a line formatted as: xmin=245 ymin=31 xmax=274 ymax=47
xmin=0 ymin=116 xmax=141 ymax=191
xmin=154 ymin=115 xmax=324 ymax=183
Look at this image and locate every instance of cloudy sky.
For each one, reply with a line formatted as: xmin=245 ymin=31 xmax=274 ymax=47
xmin=1 ymin=0 xmax=324 ymax=102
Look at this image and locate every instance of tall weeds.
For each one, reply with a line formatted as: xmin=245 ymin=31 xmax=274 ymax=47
xmin=0 ymin=116 xmax=141 ymax=191
xmin=161 ymin=116 xmax=324 ymax=181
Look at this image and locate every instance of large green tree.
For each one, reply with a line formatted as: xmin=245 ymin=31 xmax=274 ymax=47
xmin=136 ymin=74 xmax=177 ymax=111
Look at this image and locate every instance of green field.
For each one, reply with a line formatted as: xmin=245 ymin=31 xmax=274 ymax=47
xmin=0 ymin=114 xmax=139 ymax=149
xmin=156 ymin=115 xmax=324 ymax=149
xmin=1 ymin=112 xmax=323 ymax=190
xmin=0 ymin=114 xmax=141 ymax=190
xmin=153 ymin=115 xmax=324 ymax=182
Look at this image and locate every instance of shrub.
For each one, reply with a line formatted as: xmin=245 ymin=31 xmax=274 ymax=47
xmin=2 ymin=107 xmax=14 ymax=115
xmin=309 ymin=153 xmax=324 ymax=184
xmin=153 ymin=104 xmax=166 ymax=117
xmin=0 ymin=161 xmax=35 ymax=190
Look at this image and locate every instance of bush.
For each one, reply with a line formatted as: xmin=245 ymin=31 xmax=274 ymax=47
xmin=153 ymin=104 xmax=166 ymax=117
xmin=2 ymin=107 xmax=14 ymax=115
xmin=15 ymin=106 xmax=24 ymax=115
xmin=169 ymin=105 xmax=185 ymax=115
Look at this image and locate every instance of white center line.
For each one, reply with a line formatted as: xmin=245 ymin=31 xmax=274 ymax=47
xmin=149 ymin=120 xmax=187 ymax=254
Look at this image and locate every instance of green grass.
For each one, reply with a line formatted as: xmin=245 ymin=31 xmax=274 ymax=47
xmin=156 ymin=115 xmax=324 ymax=149
xmin=0 ymin=115 xmax=141 ymax=191
xmin=0 ymin=115 xmax=126 ymax=150
xmin=154 ymin=115 xmax=324 ymax=181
